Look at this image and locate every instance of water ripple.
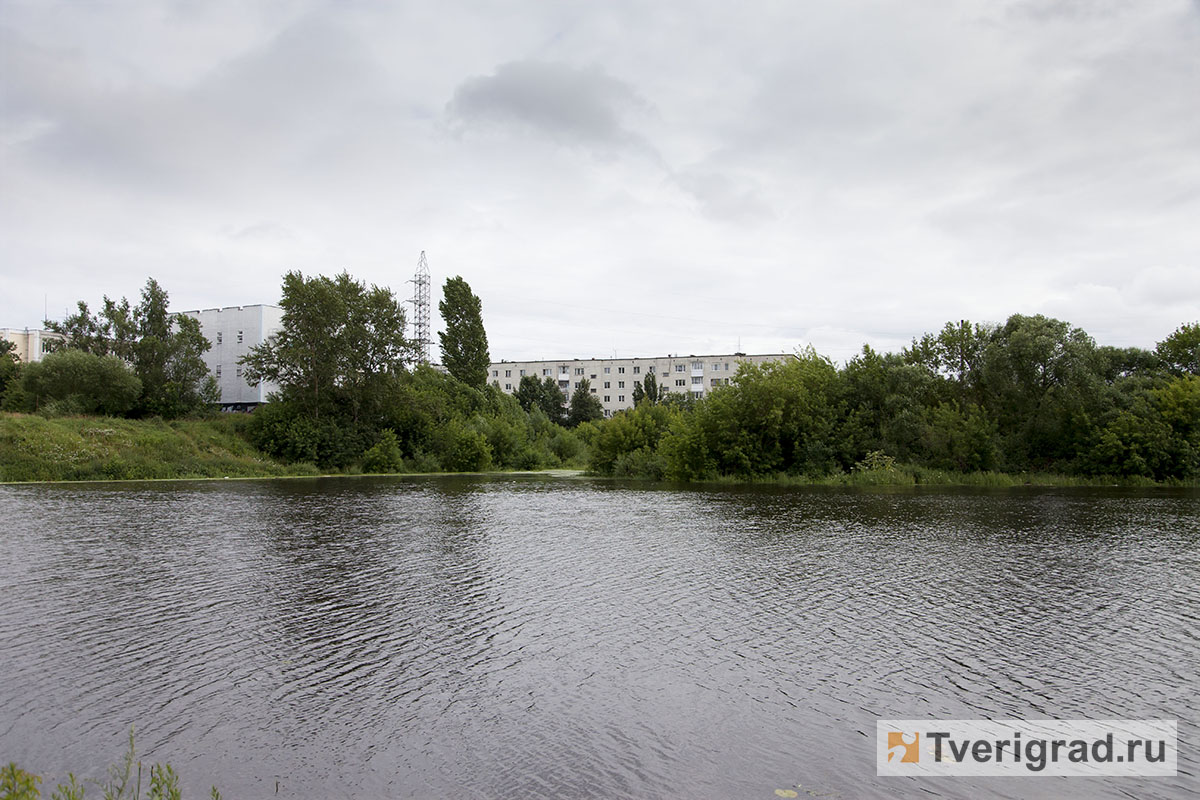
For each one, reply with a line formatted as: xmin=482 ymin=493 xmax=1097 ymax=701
xmin=0 ymin=479 xmax=1197 ymax=799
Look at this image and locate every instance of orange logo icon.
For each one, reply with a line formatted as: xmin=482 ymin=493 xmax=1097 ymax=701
xmin=887 ymin=731 xmax=920 ymax=763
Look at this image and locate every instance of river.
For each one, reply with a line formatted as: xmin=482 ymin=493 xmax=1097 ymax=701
xmin=1 ymin=476 xmax=1196 ymax=798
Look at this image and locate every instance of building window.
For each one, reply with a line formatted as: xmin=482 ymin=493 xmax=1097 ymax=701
xmin=505 ymin=369 xmax=511 ymax=377
xmin=237 ymin=331 xmax=243 ymax=344
xmin=724 ymin=363 xmax=730 ymax=370
xmin=505 ymin=383 xmax=512 ymax=391
xmin=692 ymin=376 xmax=702 ymax=386
xmin=574 ymin=382 xmax=580 ymax=389
xmin=493 ymin=369 xmax=499 ymax=377
xmin=691 ymin=361 xmax=703 ymax=371
xmin=648 ymin=366 xmax=655 ymax=374
xmin=711 ymin=378 xmax=720 ymax=386
xmin=633 ymin=366 xmax=640 ymax=374
xmin=604 ymin=381 xmax=610 ymax=388
xmin=604 ymin=367 xmax=611 ymax=374
xmin=235 ymin=366 xmax=243 ymax=378
xmin=215 ymin=365 xmax=222 ymax=378
xmin=590 ymin=374 xmax=597 ymax=379
xmin=712 ymin=363 xmax=720 ymax=371
xmin=216 ymin=332 xmax=222 ymax=344
xmin=590 ymin=388 xmax=596 ymax=394
xmin=618 ymin=381 xmax=625 ymax=388
xmin=604 ymin=395 xmax=610 ymax=402
xmin=676 ymin=379 xmax=686 ymax=386
xmin=519 ymin=369 xmax=525 ymax=376
xmin=618 ymin=366 xmax=625 ymax=373
xmin=575 ymin=367 xmax=583 ymax=375
xmin=675 ymin=364 xmax=684 ymax=372
xmin=618 ymin=395 xmax=624 ymax=403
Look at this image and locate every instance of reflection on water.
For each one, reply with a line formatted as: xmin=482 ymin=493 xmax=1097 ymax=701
xmin=1 ymin=477 xmax=1197 ymax=799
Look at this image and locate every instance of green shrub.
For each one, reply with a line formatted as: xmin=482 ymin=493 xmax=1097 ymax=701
xmin=362 ymin=429 xmax=404 ymax=473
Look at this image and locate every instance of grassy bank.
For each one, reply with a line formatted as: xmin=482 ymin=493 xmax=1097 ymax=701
xmin=0 ymin=413 xmax=317 ymax=482
xmin=683 ymin=465 xmax=1186 ymax=489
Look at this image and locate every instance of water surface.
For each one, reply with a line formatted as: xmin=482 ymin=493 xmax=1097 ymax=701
xmin=1 ymin=477 xmax=1196 ymax=798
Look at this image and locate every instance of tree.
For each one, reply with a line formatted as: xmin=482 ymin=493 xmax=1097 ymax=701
xmin=18 ymin=349 xmax=142 ymax=416
xmin=515 ymin=375 xmax=544 ymax=412
xmin=979 ymin=314 xmax=1100 ymax=468
xmin=0 ymin=339 xmax=18 ymax=398
xmin=438 ymin=276 xmax=490 ymax=390
xmin=1155 ymin=322 xmax=1200 ymax=376
xmin=632 ymin=372 xmax=661 ymax=406
xmin=241 ymin=271 xmax=410 ymax=421
xmin=45 ymin=278 xmax=215 ymax=418
xmin=568 ymin=378 xmax=604 ymax=427
xmin=512 ymin=374 xmax=566 ymax=422
xmin=537 ymin=376 xmax=566 ymax=424
xmin=131 ymin=279 xmax=218 ymax=417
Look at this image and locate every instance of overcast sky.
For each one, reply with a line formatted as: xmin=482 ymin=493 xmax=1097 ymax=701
xmin=3 ymin=0 xmax=1198 ymax=364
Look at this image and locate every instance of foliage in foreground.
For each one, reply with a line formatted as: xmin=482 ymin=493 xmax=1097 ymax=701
xmin=1 ymin=729 xmax=220 ymax=800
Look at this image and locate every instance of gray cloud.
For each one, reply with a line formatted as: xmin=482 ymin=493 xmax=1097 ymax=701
xmin=4 ymin=15 xmax=393 ymax=193
xmin=2 ymin=1 xmax=1198 ymax=364
xmin=447 ymin=60 xmax=649 ymax=149
xmin=673 ymin=168 xmax=772 ymax=222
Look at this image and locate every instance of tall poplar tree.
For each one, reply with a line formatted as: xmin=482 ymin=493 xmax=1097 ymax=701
xmin=438 ymin=276 xmax=490 ymax=390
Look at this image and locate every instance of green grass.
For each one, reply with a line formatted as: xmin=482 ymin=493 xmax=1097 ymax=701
xmin=659 ymin=465 xmax=1187 ymax=489
xmin=2 ymin=728 xmax=221 ymax=799
xmin=0 ymin=413 xmax=318 ymax=483
xmin=804 ymin=466 xmax=1164 ymax=488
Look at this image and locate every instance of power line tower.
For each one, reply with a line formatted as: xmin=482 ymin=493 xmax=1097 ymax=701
xmin=408 ymin=251 xmax=432 ymax=365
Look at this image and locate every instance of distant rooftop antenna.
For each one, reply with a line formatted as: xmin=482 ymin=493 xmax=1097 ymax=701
xmin=408 ymin=251 xmax=432 ymax=364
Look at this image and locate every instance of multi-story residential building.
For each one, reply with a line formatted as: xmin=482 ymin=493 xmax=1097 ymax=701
xmin=488 ymin=352 xmax=795 ymax=416
xmin=178 ymin=305 xmax=283 ymax=410
xmin=0 ymin=328 xmax=65 ymax=363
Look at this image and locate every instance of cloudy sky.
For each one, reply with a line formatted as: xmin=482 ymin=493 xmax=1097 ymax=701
xmin=3 ymin=0 xmax=1198 ymax=363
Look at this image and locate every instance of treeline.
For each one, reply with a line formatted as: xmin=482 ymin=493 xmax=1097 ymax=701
xmin=5 ymin=271 xmax=1196 ymax=484
xmin=236 ymin=271 xmax=587 ymax=472
xmin=0 ymin=272 xmax=592 ymax=475
xmin=582 ymin=316 xmax=1200 ymax=482
xmin=0 ymin=279 xmax=216 ymax=418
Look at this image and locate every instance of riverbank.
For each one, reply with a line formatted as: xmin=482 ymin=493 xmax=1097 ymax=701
xmin=0 ymin=413 xmax=316 ymax=482
xmin=3 ymin=412 xmax=1192 ymax=488
xmin=692 ymin=466 xmax=1184 ymax=488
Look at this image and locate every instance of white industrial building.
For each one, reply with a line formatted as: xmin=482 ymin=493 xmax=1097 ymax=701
xmin=0 ymin=328 xmax=65 ymax=363
xmin=489 ymin=352 xmax=795 ymax=416
xmin=178 ymin=305 xmax=283 ymax=410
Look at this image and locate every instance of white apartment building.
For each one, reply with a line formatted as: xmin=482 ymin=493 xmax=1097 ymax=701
xmin=0 ymin=328 xmax=65 ymax=363
xmin=489 ymin=352 xmax=795 ymax=416
xmin=178 ymin=305 xmax=283 ymax=410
